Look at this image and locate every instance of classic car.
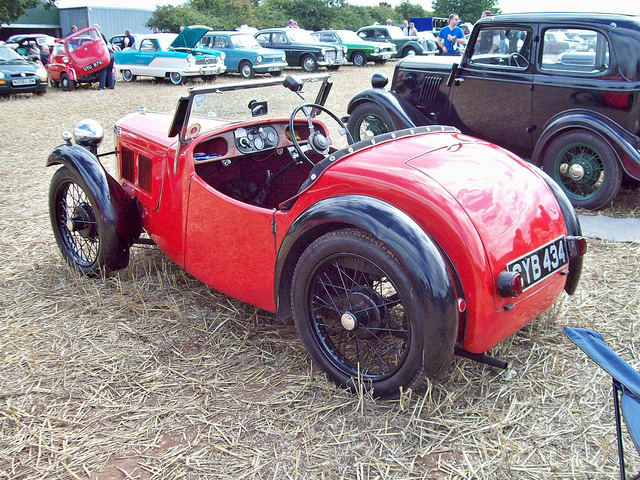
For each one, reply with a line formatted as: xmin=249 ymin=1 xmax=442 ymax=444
xmin=0 ymin=44 xmax=48 ymax=96
xmin=198 ymin=31 xmax=287 ymax=79
xmin=311 ymin=29 xmax=396 ymax=66
xmin=114 ymin=26 xmax=226 ymax=85
xmin=356 ymin=25 xmax=437 ymax=58
xmin=108 ymin=33 xmax=142 ymax=52
xmin=46 ymin=26 xmax=110 ymax=91
xmin=254 ymin=28 xmax=346 ymax=72
xmin=346 ymin=13 xmax=640 ymax=210
xmin=46 ymin=73 xmax=586 ymax=399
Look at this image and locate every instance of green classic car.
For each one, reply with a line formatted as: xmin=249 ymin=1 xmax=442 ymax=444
xmin=312 ymin=30 xmax=396 ymax=66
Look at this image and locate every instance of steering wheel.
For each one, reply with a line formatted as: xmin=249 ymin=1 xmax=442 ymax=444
xmin=289 ymin=103 xmax=354 ymax=166
xmin=508 ymin=52 xmax=528 ymax=68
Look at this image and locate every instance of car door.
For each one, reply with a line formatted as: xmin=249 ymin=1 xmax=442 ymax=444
xmin=184 ymin=171 xmax=277 ymax=311
xmin=212 ymin=35 xmax=237 ymax=70
xmin=531 ymin=26 xmax=618 ymax=146
xmin=448 ymin=25 xmax=535 ymax=156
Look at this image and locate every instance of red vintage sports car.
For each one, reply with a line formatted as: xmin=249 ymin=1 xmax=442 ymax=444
xmin=47 ymin=74 xmax=586 ymax=398
xmin=46 ymin=26 xmax=110 ymax=91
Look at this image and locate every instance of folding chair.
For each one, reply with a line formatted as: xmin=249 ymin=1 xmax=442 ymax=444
xmin=564 ymin=327 xmax=640 ymax=480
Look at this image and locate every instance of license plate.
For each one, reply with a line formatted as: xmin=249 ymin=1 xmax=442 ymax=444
xmin=267 ymin=67 xmax=280 ymax=71
xmin=12 ymin=78 xmax=36 ymax=86
xmin=382 ymin=54 xmax=391 ymax=59
xmin=506 ymin=236 xmax=568 ymax=290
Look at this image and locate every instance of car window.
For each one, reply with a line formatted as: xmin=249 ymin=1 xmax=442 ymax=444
xmin=213 ymin=36 xmax=228 ymax=49
xmin=469 ymin=28 xmax=531 ymax=69
xmin=51 ymin=43 xmax=65 ymax=56
xmin=255 ymin=33 xmax=270 ymax=46
xmin=272 ymin=32 xmax=286 ymax=43
xmin=140 ymin=39 xmax=159 ymax=53
xmin=318 ymin=33 xmax=336 ymax=43
xmin=359 ymin=30 xmax=374 ymax=40
xmin=376 ymin=29 xmax=389 ymax=39
xmin=540 ymin=28 xmax=609 ymax=74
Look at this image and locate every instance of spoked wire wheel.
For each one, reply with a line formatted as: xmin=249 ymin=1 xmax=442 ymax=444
xmin=292 ymin=229 xmax=426 ymax=398
xmin=543 ymin=130 xmax=622 ymax=210
xmin=50 ymin=167 xmax=103 ymax=274
xmin=347 ymin=103 xmax=393 ymax=142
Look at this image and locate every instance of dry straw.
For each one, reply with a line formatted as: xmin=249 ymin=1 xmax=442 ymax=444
xmin=1 ymin=66 xmax=639 ymax=479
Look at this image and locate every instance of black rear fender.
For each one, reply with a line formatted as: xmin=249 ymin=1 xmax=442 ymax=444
xmin=275 ymin=195 xmax=459 ymax=378
xmin=347 ymin=88 xmax=431 ymax=131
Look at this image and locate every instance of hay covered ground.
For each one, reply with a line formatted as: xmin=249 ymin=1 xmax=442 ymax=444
xmin=1 ymin=65 xmax=639 ymax=480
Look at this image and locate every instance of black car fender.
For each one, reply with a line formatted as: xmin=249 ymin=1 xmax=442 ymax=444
xmin=535 ymin=168 xmax=584 ymax=295
xmin=401 ymin=40 xmax=426 ymax=55
xmin=346 ymin=88 xmax=430 ymax=131
xmin=532 ymin=109 xmax=640 ymax=180
xmin=47 ymin=144 xmax=142 ymax=253
xmin=274 ymin=195 xmax=459 ymax=377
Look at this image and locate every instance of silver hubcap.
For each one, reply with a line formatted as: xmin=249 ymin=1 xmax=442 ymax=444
xmin=569 ymin=163 xmax=586 ymax=180
xmin=341 ymin=312 xmax=357 ymax=331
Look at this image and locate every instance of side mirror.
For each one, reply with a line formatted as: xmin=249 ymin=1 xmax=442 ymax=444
xmin=248 ymin=99 xmax=268 ymax=117
xmin=371 ymin=72 xmax=388 ymax=89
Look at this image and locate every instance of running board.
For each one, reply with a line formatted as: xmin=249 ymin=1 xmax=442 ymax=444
xmin=455 ymin=347 xmax=508 ymax=369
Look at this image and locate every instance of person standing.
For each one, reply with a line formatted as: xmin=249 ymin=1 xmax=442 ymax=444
xmin=94 ymin=24 xmax=115 ymax=90
xmin=67 ymin=25 xmax=77 ymax=37
xmin=409 ymin=22 xmax=418 ymax=36
xmin=438 ymin=13 xmax=466 ymax=55
xmin=402 ymin=20 xmax=410 ymax=35
xmin=123 ymin=29 xmax=135 ymax=49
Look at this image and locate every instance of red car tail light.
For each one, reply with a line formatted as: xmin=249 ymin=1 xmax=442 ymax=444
xmin=567 ymin=236 xmax=588 ymax=258
xmin=497 ymin=271 xmax=524 ymax=298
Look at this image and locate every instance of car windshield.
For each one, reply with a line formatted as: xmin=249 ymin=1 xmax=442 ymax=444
xmin=337 ymin=30 xmax=363 ymax=43
xmin=230 ymin=34 xmax=260 ymax=48
xmin=175 ymin=73 xmax=347 ymax=149
xmin=157 ymin=34 xmax=178 ymax=51
xmin=0 ymin=45 xmax=25 ymax=61
xmin=285 ymin=30 xmax=316 ymax=43
xmin=66 ymin=29 xmax=102 ymax=51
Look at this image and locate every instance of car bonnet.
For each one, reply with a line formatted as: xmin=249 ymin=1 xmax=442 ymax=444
xmin=170 ymin=25 xmax=212 ymax=50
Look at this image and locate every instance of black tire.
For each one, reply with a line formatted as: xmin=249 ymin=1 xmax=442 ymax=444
xmin=60 ymin=73 xmax=75 ymax=92
xmin=291 ymin=229 xmax=430 ymax=399
xmin=301 ymin=54 xmax=318 ymax=73
xmin=169 ymin=72 xmax=183 ymax=85
xmin=49 ymin=78 xmax=59 ymax=88
xmin=269 ymin=70 xmax=282 ymax=77
xmin=326 ymin=65 xmax=340 ymax=71
xmin=402 ymin=46 xmax=417 ymax=57
xmin=122 ymin=70 xmax=136 ymax=82
xmin=239 ymin=60 xmax=255 ymax=79
xmin=543 ymin=130 xmax=622 ymax=210
xmin=347 ymin=102 xmax=394 ymax=141
xmin=352 ymin=51 xmax=367 ymax=67
xmin=49 ymin=167 xmax=126 ymax=275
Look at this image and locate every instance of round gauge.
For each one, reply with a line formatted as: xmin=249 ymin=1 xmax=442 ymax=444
xmin=268 ymin=130 xmax=277 ymax=143
xmin=254 ymin=136 xmax=265 ymax=150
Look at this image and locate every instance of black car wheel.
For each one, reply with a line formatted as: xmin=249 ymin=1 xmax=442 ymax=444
xmin=49 ymin=167 xmax=122 ymax=275
xmin=122 ymin=70 xmax=137 ymax=82
xmin=60 ymin=73 xmax=75 ymax=92
xmin=301 ymin=54 xmax=318 ymax=73
xmin=291 ymin=229 xmax=429 ymax=399
xmin=543 ymin=130 xmax=622 ymax=210
xmin=239 ymin=61 xmax=255 ymax=79
xmin=269 ymin=70 xmax=282 ymax=77
xmin=49 ymin=78 xmax=59 ymax=88
xmin=352 ymin=51 xmax=367 ymax=67
xmin=347 ymin=102 xmax=394 ymax=141
xmin=169 ymin=72 xmax=183 ymax=85
xmin=402 ymin=46 xmax=417 ymax=57
xmin=326 ymin=65 xmax=340 ymax=71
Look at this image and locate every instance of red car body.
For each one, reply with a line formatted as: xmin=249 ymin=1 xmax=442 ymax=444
xmin=47 ymin=74 xmax=586 ymax=398
xmin=46 ymin=26 xmax=110 ymax=91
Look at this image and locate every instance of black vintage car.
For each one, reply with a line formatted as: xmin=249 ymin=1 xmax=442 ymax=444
xmin=255 ymin=28 xmax=346 ymax=72
xmin=347 ymin=13 xmax=640 ymax=210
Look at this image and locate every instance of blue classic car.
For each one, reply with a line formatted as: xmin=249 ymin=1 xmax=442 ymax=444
xmin=199 ymin=31 xmax=287 ymax=79
xmin=114 ymin=26 xmax=226 ymax=85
